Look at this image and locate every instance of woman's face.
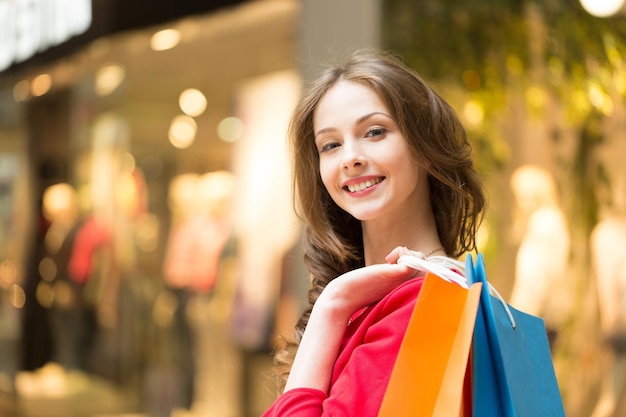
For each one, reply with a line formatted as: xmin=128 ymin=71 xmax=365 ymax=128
xmin=313 ymin=80 xmax=429 ymax=223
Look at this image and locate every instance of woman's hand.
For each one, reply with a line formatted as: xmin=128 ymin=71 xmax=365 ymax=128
xmin=284 ymin=246 xmax=420 ymax=393
xmin=385 ymin=245 xmax=430 ymax=264
xmin=318 ymin=258 xmax=418 ymax=321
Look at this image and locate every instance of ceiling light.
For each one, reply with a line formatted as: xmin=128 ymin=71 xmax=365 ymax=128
xmin=95 ymin=63 xmax=126 ymax=96
xmin=31 ymin=74 xmax=52 ymax=97
xmin=168 ymin=115 xmax=197 ymax=149
xmin=580 ymin=0 xmax=624 ymax=17
xmin=150 ymin=29 xmax=181 ymax=51
xmin=179 ymin=88 xmax=207 ymax=117
xmin=217 ymin=117 xmax=244 ymax=143
xmin=13 ymin=80 xmax=30 ymax=102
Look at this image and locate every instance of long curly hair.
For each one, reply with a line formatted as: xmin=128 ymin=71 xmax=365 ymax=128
xmin=273 ymin=49 xmax=487 ymax=390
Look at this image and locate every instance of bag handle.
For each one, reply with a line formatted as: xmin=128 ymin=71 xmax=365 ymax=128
xmin=467 ymin=254 xmax=517 ymax=329
xmin=399 ymin=254 xmax=517 ymax=328
xmin=397 ymin=255 xmax=468 ymax=288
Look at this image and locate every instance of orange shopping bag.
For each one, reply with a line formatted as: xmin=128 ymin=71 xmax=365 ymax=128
xmin=378 ymin=271 xmax=482 ymax=417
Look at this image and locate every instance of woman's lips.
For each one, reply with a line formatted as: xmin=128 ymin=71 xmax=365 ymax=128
xmin=343 ymin=177 xmax=384 ymax=193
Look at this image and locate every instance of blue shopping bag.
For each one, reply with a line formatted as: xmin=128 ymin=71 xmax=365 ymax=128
xmin=466 ymin=253 xmax=566 ymax=417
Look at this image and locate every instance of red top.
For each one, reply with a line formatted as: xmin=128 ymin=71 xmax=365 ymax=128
xmin=262 ymin=276 xmax=425 ymax=417
xmin=68 ymin=216 xmax=112 ymax=284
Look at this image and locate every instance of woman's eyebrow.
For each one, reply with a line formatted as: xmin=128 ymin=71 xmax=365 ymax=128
xmin=356 ymin=111 xmax=392 ymax=124
xmin=314 ymin=127 xmax=336 ymax=138
xmin=315 ymin=112 xmax=393 ymax=137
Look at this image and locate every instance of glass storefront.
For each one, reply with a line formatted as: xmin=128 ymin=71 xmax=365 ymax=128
xmin=0 ymin=1 xmax=303 ymax=416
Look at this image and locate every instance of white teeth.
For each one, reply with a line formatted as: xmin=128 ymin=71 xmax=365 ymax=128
xmin=347 ymin=177 xmax=382 ymax=192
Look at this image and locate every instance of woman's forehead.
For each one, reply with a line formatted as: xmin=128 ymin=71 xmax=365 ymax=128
xmin=314 ymin=81 xmax=390 ymax=127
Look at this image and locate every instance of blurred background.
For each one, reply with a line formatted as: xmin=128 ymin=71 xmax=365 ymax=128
xmin=1 ymin=0 xmax=626 ymax=416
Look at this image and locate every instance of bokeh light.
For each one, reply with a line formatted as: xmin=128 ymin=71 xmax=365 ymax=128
xmin=463 ymin=100 xmax=484 ymax=127
xmin=580 ymin=0 xmax=624 ymax=17
xmin=217 ymin=116 xmax=244 ymax=143
xmin=150 ymin=29 xmax=181 ymax=51
xmin=95 ymin=63 xmax=126 ymax=96
xmin=179 ymin=88 xmax=207 ymax=117
xmin=168 ymin=115 xmax=197 ymax=149
xmin=31 ymin=74 xmax=52 ymax=97
xmin=13 ymin=80 xmax=30 ymax=102
xmin=10 ymin=284 xmax=26 ymax=309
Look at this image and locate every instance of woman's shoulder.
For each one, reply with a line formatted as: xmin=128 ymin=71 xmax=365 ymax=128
xmin=362 ymin=276 xmax=425 ymax=324
xmin=380 ymin=276 xmax=425 ymax=307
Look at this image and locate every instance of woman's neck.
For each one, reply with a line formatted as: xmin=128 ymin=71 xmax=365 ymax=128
xmin=361 ymin=211 xmax=442 ymax=265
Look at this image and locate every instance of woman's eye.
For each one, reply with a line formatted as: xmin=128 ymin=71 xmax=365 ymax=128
xmin=320 ymin=142 xmax=340 ymax=152
xmin=366 ymin=127 xmax=387 ymax=138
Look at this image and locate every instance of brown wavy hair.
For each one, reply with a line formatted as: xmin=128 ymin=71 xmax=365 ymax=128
xmin=273 ymin=49 xmax=486 ymax=390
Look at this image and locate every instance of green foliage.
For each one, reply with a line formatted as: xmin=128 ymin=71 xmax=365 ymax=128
xmin=384 ymin=0 xmax=626 ymax=87
xmin=383 ymin=0 xmax=626 ymax=231
xmin=383 ymin=6 xmax=626 ymax=413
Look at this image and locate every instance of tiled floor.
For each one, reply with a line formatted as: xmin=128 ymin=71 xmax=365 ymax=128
xmin=0 ymin=354 xmax=275 ymax=417
xmin=0 ymin=367 xmax=140 ymax=417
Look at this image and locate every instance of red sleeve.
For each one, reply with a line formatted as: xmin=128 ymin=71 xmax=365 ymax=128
xmin=261 ymin=388 xmax=327 ymax=417
xmin=261 ymin=278 xmax=423 ymax=417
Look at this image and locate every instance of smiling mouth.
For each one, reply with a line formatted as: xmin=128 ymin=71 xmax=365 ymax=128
xmin=344 ymin=177 xmax=384 ymax=193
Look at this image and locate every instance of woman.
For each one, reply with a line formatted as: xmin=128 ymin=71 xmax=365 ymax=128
xmin=263 ymin=49 xmax=486 ymax=416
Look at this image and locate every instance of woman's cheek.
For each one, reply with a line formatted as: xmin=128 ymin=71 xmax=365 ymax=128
xmin=319 ymin=161 xmax=337 ymax=195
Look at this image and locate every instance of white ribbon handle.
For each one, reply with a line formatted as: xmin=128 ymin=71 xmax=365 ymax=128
xmin=397 ymin=254 xmax=468 ymax=288
xmin=398 ymin=254 xmax=516 ymax=328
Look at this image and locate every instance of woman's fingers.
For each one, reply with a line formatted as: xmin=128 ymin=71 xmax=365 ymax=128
xmin=385 ymin=246 xmax=410 ymax=263
xmin=385 ymin=246 xmax=426 ymax=264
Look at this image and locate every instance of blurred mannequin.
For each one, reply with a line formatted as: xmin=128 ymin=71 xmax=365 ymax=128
xmin=190 ymin=171 xmax=241 ymax=417
xmin=508 ymin=165 xmax=571 ymax=346
xmin=163 ymin=172 xmax=233 ymax=293
xmin=43 ymin=183 xmax=97 ymax=373
xmin=160 ymin=170 xmax=236 ymax=415
xmin=590 ymin=179 xmax=626 ymax=417
xmin=16 ymin=183 xmax=97 ymax=397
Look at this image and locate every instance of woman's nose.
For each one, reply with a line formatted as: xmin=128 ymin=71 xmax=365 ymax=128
xmin=341 ymin=141 xmax=366 ymax=170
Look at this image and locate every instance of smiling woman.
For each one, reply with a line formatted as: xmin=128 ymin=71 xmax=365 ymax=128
xmin=313 ymin=80 xmax=427 ymax=227
xmin=262 ymin=49 xmax=486 ymax=417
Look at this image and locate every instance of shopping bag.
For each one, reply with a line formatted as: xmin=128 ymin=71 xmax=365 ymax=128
xmin=378 ymin=272 xmax=482 ymax=417
xmin=466 ymin=253 xmax=566 ymax=417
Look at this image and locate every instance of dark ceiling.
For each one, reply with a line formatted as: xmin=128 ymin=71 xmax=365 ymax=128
xmin=0 ymin=0 xmax=249 ymax=76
